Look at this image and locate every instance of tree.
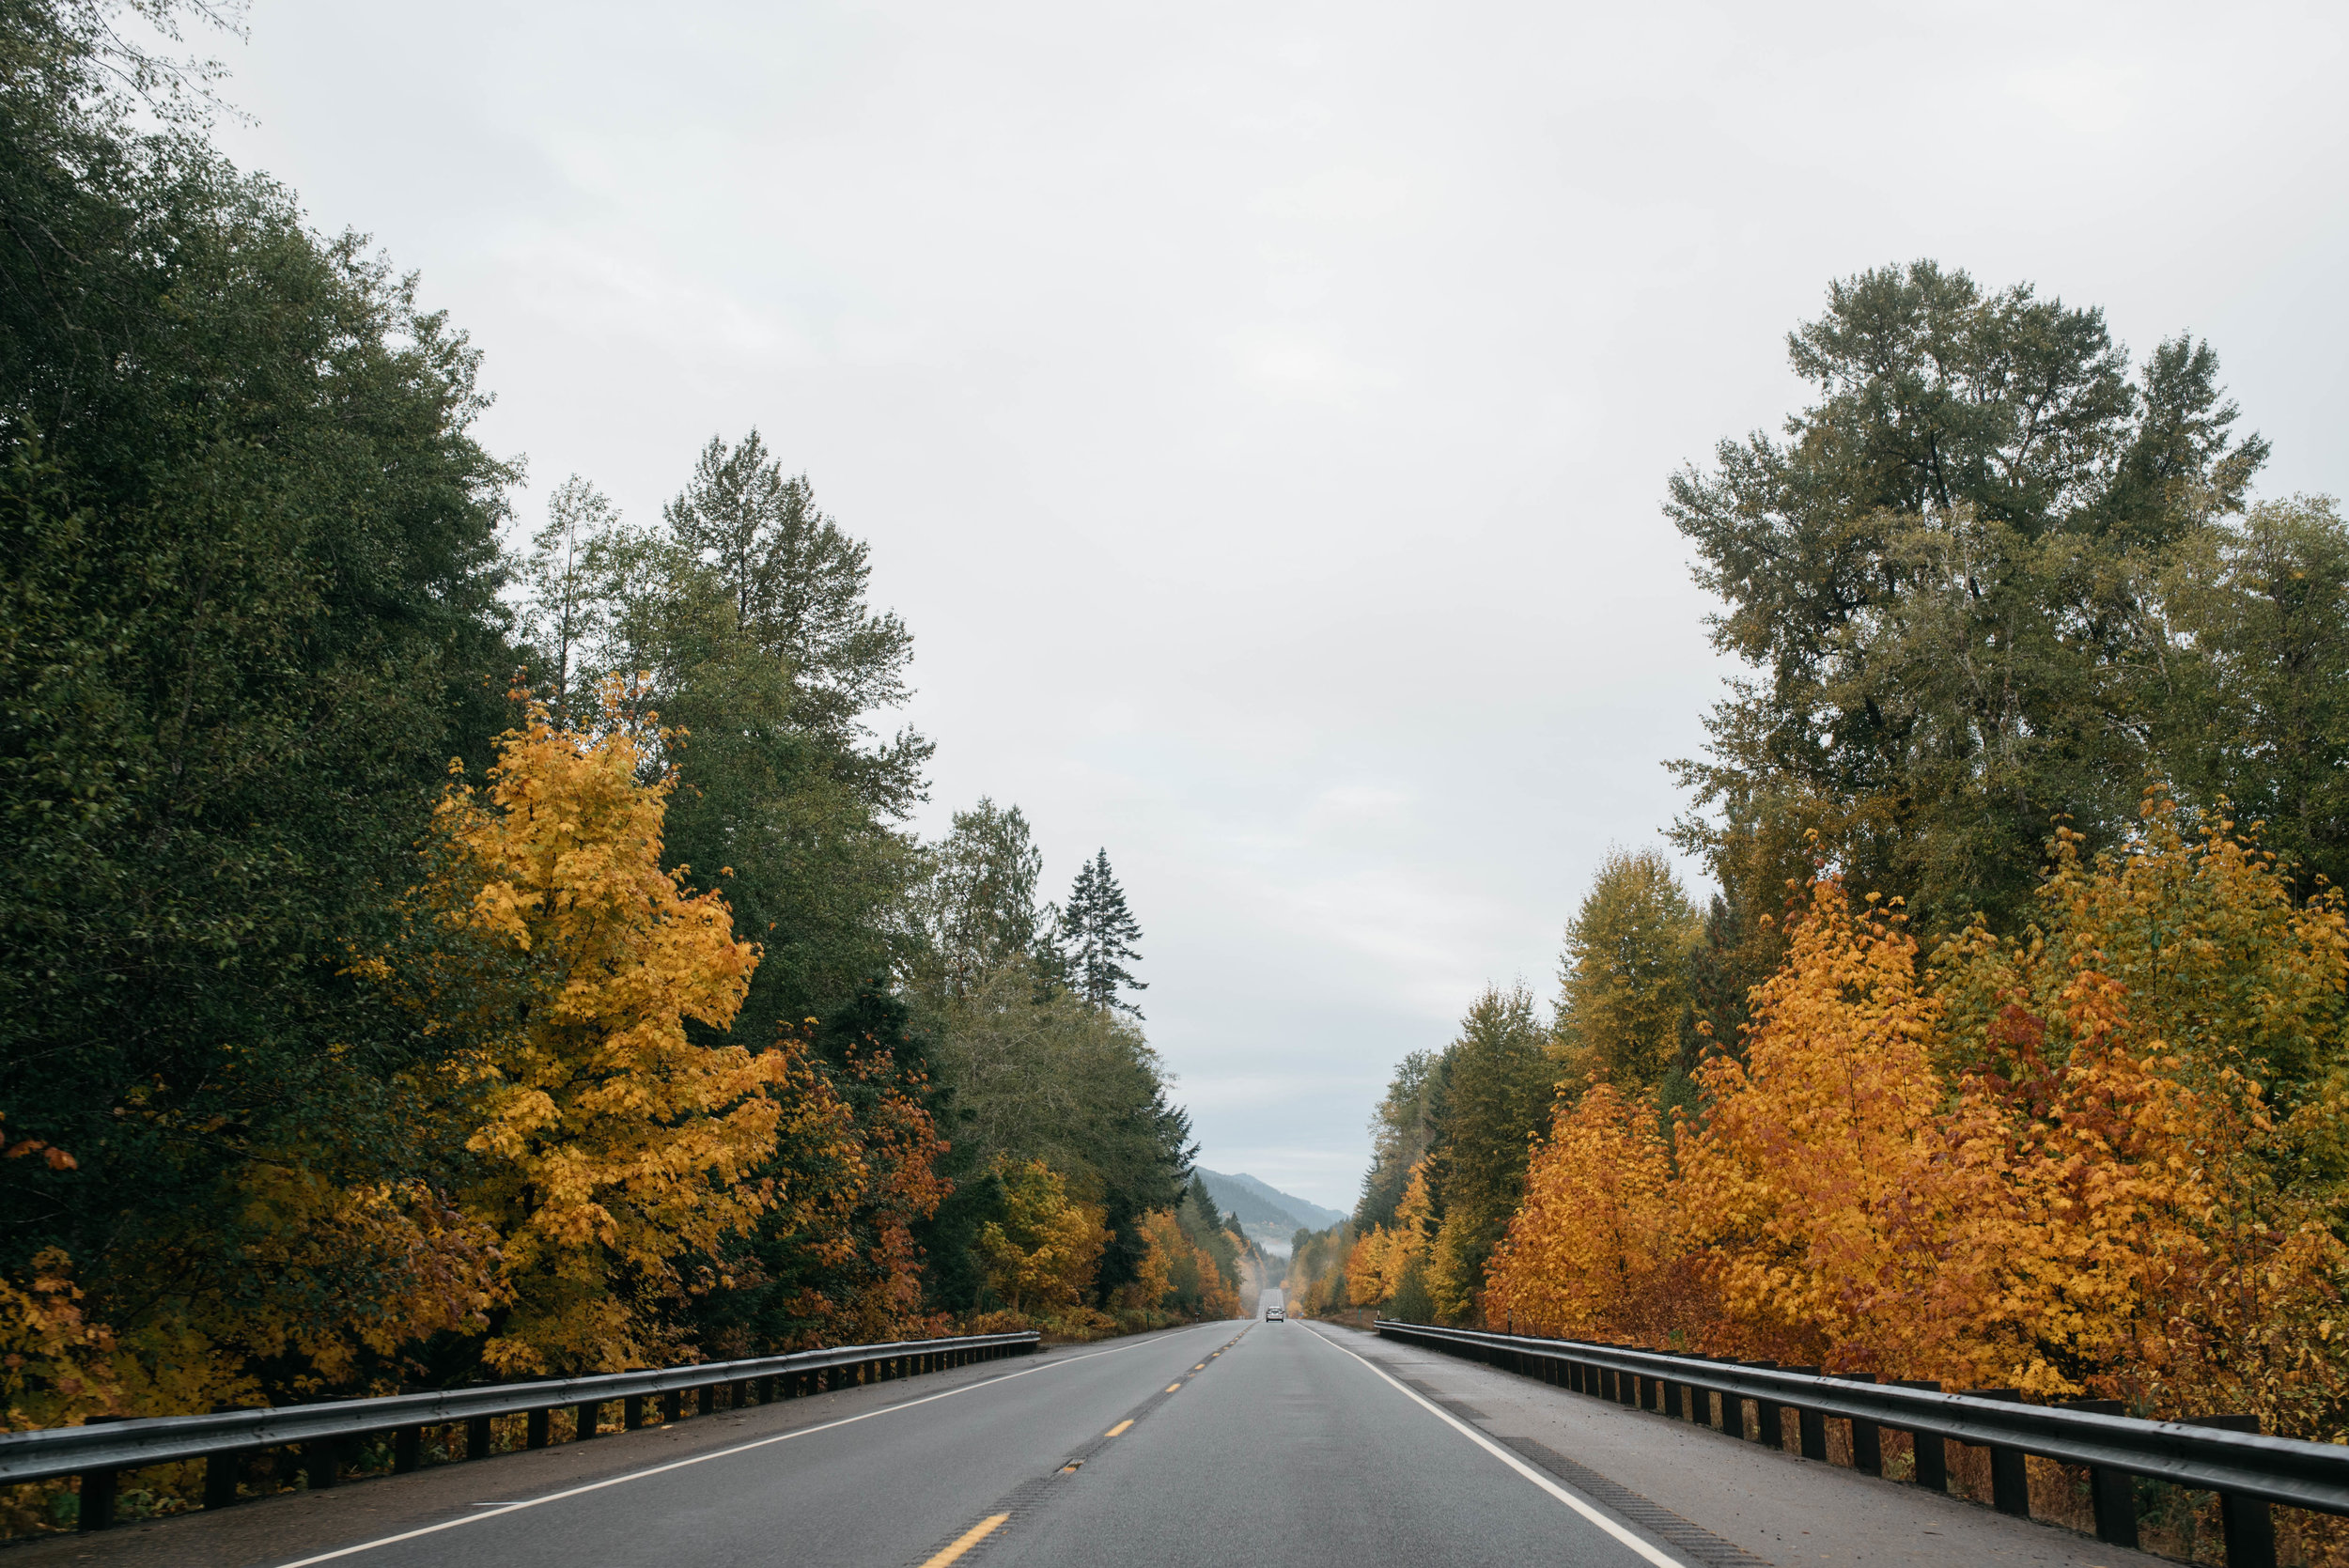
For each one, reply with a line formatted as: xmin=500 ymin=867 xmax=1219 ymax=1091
xmin=976 ymin=1159 xmax=1110 ymax=1314
xmin=1556 ymin=848 xmax=1702 ymax=1099
xmin=1422 ymin=986 xmax=1558 ymax=1322
xmin=2155 ymin=497 xmax=2349 ymax=897
xmin=1486 ymin=1083 xmax=1679 ymax=1341
xmin=910 ymin=798 xmax=1052 ymax=997
xmin=1669 ymin=261 xmax=2271 ymax=943
xmin=520 ymin=476 xmax=621 ymax=722
xmin=363 ymin=692 xmax=777 ymax=1374
xmin=662 ymin=430 xmax=928 ymax=820
xmin=1062 ymin=848 xmax=1146 ymax=1015
xmin=0 ymin=0 xmax=519 ymax=1410
xmin=1355 ymin=1050 xmax=1442 ymax=1230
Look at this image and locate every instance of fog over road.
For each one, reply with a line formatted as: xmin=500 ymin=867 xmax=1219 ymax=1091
xmin=39 ymin=1321 xmax=2180 ymax=1568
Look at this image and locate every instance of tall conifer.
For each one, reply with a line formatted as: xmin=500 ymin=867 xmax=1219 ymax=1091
xmin=1062 ymin=848 xmax=1146 ymax=1016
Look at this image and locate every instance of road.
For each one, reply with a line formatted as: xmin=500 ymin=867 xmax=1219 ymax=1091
xmin=28 ymin=1318 xmax=2177 ymax=1568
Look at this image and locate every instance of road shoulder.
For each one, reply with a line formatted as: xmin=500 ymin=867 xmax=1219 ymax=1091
xmin=1310 ymin=1323 xmax=2177 ymax=1568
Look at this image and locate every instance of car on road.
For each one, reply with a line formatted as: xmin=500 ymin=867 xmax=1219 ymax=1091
xmin=1264 ymin=1304 xmax=1283 ymax=1320
xmin=1262 ymin=1287 xmax=1284 ymax=1321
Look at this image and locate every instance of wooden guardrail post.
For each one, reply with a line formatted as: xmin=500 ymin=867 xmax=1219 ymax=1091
xmin=467 ymin=1413 xmax=493 ymax=1459
xmin=1743 ymin=1361 xmax=1779 ymax=1446
xmin=303 ymin=1437 xmax=341 ymax=1489
xmin=2187 ymin=1414 xmax=2277 ymax=1568
xmin=1961 ymin=1388 xmax=2030 ymax=1517
xmin=1843 ymin=1374 xmax=1881 ymax=1475
xmin=1783 ymin=1368 xmax=1826 ymax=1459
xmin=2059 ymin=1399 xmax=2135 ymax=1546
xmin=73 ymin=1417 xmax=124 ymax=1532
xmin=394 ymin=1424 xmax=423 ymax=1472
xmin=1891 ymin=1379 xmax=1947 ymax=1490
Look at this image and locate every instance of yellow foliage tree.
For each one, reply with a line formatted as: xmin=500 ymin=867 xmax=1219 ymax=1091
xmin=365 ymin=690 xmax=780 ymax=1373
xmin=976 ymin=1159 xmax=1110 ymax=1315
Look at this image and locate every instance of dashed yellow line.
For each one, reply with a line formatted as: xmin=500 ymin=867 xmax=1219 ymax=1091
xmin=919 ymin=1514 xmax=1009 ymax=1568
xmin=1105 ymin=1420 xmax=1133 ymax=1436
xmin=1165 ymin=1383 xmax=1182 ymax=1393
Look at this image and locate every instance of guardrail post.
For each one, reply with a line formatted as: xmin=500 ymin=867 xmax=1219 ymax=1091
xmin=526 ymin=1408 xmax=551 ymax=1450
xmin=624 ymin=1394 xmax=645 ymax=1431
xmin=575 ymin=1399 xmax=599 ymax=1440
xmin=304 ymin=1438 xmax=341 ymax=1488
xmin=204 ymin=1448 xmax=241 ymax=1509
xmin=467 ymin=1413 xmax=493 ymax=1459
xmin=2186 ymin=1414 xmax=2276 ymax=1568
xmin=1891 ymin=1380 xmax=1947 ymax=1490
xmin=77 ymin=1467 xmax=117 ymax=1531
xmin=1634 ymin=1353 xmax=1659 ymax=1411
xmin=661 ymin=1389 xmax=682 ymax=1423
xmin=395 ymin=1424 xmax=423 ymax=1472
xmin=1961 ymin=1388 xmax=2030 ymax=1517
xmin=1662 ymin=1376 xmax=1684 ymax=1419
xmin=697 ymin=1384 xmax=715 ymax=1416
xmin=1843 ymin=1374 xmax=1880 ymax=1475
xmin=2059 ymin=1399 xmax=2136 ymax=1546
xmin=759 ymin=1374 xmax=778 ymax=1403
xmin=1743 ymin=1361 xmax=1779 ymax=1446
xmin=1783 ymin=1368 xmax=1825 ymax=1459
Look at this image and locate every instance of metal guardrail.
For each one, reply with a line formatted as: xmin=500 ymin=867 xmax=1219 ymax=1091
xmin=1379 ymin=1319 xmax=2333 ymax=1568
xmin=7 ymin=1328 xmax=1039 ymax=1532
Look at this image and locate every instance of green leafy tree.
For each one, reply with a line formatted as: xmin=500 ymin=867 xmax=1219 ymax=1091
xmin=1669 ymin=261 xmax=2269 ymax=947
xmin=2156 ymin=497 xmax=2349 ymax=895
xmin=910 ymin=798 xmax=1057 ymax=998
xmin=1556 ymin=847 xmax=1702 ymax=1104
xmin=0 ymin=0 xmax=518 ymax=1400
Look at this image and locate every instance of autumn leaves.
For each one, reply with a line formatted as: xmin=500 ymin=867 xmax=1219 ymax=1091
xmin=1483 ymin=794 xmax=2349 ymax=1441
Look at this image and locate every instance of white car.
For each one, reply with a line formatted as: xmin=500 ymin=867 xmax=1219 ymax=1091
xmin=1264 ymin=1304 xmax=1284 ymax=1321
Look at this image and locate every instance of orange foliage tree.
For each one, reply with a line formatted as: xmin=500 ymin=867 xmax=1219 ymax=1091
xmin=1486 ymin=795 xmax=2349 ymax=1436
xmin=362 ymin=689 xmax=782 ymax=1374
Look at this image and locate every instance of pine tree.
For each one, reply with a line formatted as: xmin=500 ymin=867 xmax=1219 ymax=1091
xmin=1062 ymin=848 xmax=1146 ymax=1015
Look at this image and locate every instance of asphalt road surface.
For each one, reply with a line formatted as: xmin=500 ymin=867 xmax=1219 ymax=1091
xmin=31 ymin=1318 xmax=2176 ymax=1568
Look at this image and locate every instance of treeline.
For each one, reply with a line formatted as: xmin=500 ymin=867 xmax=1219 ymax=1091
xmin=0 ymin=0 xmax=1244 ymax=1504
xmin=1321 ymin=263 xmax=2349 ymax=1473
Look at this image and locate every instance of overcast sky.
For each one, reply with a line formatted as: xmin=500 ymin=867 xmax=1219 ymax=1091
xmin=212 ymin=0 xmax=2348 ymax=1212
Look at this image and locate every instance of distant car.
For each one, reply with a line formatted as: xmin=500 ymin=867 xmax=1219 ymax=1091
xmin=1264 ymin=1304 xmax=1284 ymax=1321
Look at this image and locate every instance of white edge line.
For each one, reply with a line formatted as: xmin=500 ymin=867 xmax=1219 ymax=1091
xmin=268 ymin=1322 xmax=1231 ymax=1568
xmin=1302 ymin=1322 xmax=1686 ymax=1568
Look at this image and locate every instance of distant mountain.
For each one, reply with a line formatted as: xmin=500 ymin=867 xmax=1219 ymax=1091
xmin=1196 ymin=1169 xmax=1348 ymax=1255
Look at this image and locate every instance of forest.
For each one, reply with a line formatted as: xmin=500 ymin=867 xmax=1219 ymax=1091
xmin=0 ymin=0 xmax=1252 ymax=1528
xmin=1287 ymin=260 xmax=2349 ymax=1544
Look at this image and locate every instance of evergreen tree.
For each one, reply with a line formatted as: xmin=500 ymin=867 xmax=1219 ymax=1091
xmin=1062 ymin=848 xmax=1146 ymax=1015
xmin=662 ymin=429 xmax=931 ymax=820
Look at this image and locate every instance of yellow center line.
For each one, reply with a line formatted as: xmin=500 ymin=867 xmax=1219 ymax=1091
xmin=919 ymin=1514 xmax=1009 ymax=1568
xmin=1105 ymin=1420 xmax=1133 ymax=1436
xmin=1192 ymin=1363 xmax=1206 ymax=1371
xmin=1165 ymin=1383 xmax=1182 ymax=1392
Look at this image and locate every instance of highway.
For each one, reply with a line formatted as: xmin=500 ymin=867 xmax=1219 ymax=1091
xmin=27 ymin=1318 xmax=2178 ymax=1568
